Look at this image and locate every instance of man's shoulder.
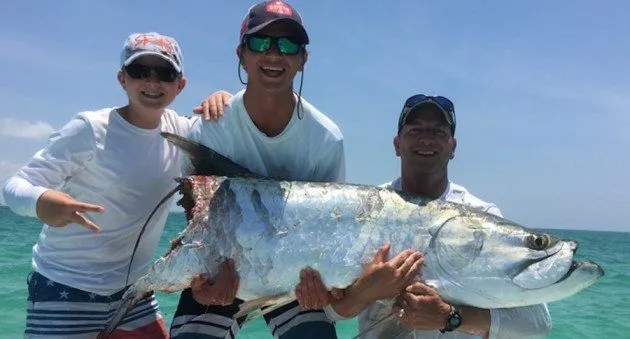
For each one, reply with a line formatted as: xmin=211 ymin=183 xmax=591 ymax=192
xmin=300 ymin=97 xmax=344 ymax=142
xmin=447 ymin=182 xmax=503 ymax=217
xmin=187 ymin=102 xmax=242 ymax=154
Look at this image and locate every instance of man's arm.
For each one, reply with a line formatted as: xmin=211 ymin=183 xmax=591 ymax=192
xmin=393 ymin=282 xmax=551 ymax=339
xmin=393 ymin=282 xmax=492 ymax=337
xmin=487 ymin=305 xmax=551 ymax=339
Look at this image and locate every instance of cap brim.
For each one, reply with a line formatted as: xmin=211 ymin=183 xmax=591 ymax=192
xmin=122 ymin=51 xmax=182 ymax=73
xmin=243 ymin=18 xmax=309 ymax=44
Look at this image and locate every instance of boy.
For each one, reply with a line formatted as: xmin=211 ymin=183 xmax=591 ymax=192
xmin=4 ymin=32 xmax=200 ymax=338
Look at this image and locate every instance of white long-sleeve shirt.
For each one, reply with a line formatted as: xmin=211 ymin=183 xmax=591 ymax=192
xmin=325 ymin=178 xmax=552 ymax=339
xmin=3 ymin=107 xmax=194 ymax=295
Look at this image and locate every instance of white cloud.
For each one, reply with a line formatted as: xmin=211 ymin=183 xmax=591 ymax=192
xmin=0 ymin=117 xmax=54 ymax=139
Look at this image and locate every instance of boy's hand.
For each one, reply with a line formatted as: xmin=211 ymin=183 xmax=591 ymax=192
xmin=36 ymin=189 xmax=104 ymax=233
xmin=193 ymin=90 xmax=233 ymax=121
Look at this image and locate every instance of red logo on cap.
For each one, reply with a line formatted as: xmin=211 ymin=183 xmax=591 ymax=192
xmin=266 ymin=1 xmax=292 ymax=16
xmin=134 ymin=34 xmax=174 ymax=54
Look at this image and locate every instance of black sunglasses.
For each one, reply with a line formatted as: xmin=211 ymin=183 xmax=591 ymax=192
xmin=124 ymin=64 xmax=180 ymax=82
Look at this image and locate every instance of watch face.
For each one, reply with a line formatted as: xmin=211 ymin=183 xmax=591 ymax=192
xmin=449 ymin=315 xmax=462 ymax=327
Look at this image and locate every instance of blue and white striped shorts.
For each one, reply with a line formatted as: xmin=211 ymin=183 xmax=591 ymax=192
xmin=170 ymin=288 xmax=337 ymax=339
xmin=25 ymin=271 xmax=166 ymax=339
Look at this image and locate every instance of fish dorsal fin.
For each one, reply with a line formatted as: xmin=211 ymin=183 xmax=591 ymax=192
xmin=161 ymin=132 xmax=262 ymax=178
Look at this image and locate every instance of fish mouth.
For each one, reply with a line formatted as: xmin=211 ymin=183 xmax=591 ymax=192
xmin=555 ymin=261 xmax=579 ymax=284
xmin=512 ymin=241 xmax=574 ymax=289
xmin=555 ymin=260 xmax=605 ymax=285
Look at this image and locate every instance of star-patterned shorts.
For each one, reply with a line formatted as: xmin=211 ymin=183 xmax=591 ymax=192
xmin=24 ymin=271 xmax=168 ymax=338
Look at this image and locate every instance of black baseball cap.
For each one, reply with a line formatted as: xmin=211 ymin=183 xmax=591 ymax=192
xmin=239 ymin=1 xmax=309 ymax=44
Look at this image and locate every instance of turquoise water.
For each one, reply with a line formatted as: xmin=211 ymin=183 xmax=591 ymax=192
xmin=1 ymin=206 xmax=629 ymax=338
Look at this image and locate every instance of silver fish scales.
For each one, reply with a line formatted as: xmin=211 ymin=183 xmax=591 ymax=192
xmin=98 ymin=133 xmax=603 ymax=338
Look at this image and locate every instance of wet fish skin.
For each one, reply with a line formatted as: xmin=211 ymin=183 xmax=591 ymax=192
xmin=97 ymin=134 xmax=604 ymax=338
xmin=135 ymin=175 xmax=602 ymax=308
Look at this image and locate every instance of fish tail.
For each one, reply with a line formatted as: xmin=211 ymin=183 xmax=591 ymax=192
xmin=161 ymin=132 xmax=259 ymax=178
xmin=96 ymin=287 xmax=144 ymax=339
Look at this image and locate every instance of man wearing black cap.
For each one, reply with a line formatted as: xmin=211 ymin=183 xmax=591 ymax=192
xmin=300 ymin=94 xmax=551 ymax=338
xmin=169 ymin=1 xmax=345 ymax=339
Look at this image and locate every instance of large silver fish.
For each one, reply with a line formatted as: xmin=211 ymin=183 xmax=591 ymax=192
xmin=99 ymin=133 xmax=603 ymax=338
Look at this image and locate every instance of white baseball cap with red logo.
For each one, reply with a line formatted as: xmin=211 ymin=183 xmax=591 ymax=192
xmin=120 ymin=32 xmax=184 ymax=73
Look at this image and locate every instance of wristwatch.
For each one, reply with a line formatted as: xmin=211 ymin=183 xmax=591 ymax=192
xmin=439 ymin=305 xmax=462 ymax=333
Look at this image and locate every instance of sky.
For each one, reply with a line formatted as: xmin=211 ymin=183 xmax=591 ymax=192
xmin=0 ymin=1 xmax=628 ymax=232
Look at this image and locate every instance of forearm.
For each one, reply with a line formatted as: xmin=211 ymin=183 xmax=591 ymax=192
xmin=328 ymin=284 xmax=373 ymax=319
xmin=458 ymin=306 xmax=491 ymax=338
xmin=3 ymin=175 xmax=48 ymax=218
xmin=4 ymin=115 xmax=96 ymax=218
xmin=488 ymin=304 xmax=551 ymax=339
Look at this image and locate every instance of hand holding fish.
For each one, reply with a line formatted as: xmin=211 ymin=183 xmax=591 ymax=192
xmin=191 ymin=259 xmax=239 ymax=306
xmin=351 ymin=243 xmax=424 ymax=302
xmin=294 ymin=267 xmax=344 ymax=310
xmin=392 ymin=282 xmax=453 ymax=331
xmin=296 ymin=242 xmax=424 ymax=318
xmin=36 ymin=189 xmax=104 ymax=233
xmin=393 ymin=282 xmax=492 ymax=336
xmin=193 ymin=90 xmax=233 ymax=121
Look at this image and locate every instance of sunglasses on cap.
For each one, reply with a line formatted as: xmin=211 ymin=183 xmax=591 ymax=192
xmin=124 ymin=63 xmax=181 ymax=82
xmin=399 ymin=94 xmax=456 ymax=134
xmin=244 ymin=35 xmax=303 ymax=55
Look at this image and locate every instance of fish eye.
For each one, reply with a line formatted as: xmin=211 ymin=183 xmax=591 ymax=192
xmin=527 ymin=234 xmax=553 ymax=250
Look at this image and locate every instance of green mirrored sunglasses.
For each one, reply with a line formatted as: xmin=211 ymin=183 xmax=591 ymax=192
xmin=245 ymin=35 xmax=302 ymax=55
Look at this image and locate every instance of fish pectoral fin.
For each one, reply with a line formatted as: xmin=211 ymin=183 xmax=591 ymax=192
xmin=377 ymin=314 xmax=414 ymax=339
xmin=234 ymin=292 xmax=295 ymax=323
xmin=350 ymin=313 xmax=396 ymax=339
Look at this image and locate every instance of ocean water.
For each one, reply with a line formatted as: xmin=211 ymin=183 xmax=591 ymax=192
xmin=0 ymin=206 xmax=628 ymax=338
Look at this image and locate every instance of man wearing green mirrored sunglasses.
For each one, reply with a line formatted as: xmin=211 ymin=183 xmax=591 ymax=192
xmin=170 ymin=2 xmax=345 ymax=339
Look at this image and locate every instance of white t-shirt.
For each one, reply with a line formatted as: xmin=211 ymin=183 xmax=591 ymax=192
xmin=325 ymin=178 xmax=551 ymax=339
xmin=188 ymin=90 xmax=345 ymax=182
xmin=2 ymin=108 xmax=195 ymax=295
